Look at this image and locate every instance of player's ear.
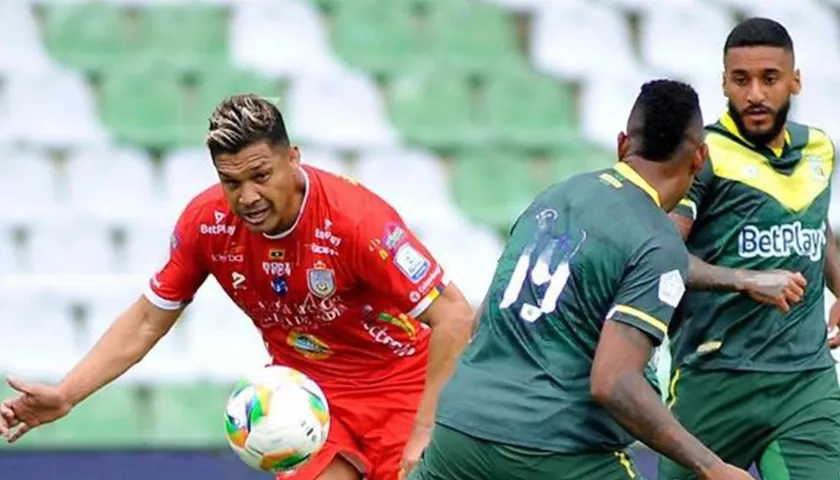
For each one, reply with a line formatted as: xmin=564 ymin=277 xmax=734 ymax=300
xmin=288 ymin=146 xmax=301 ymax=166
xmin=791 ymin=68 xmax=801 ymax=95
xmin=617 ymin=132 xmax=629 ymax=160
xmin=692 ymin=143 xmax=708 ymax=175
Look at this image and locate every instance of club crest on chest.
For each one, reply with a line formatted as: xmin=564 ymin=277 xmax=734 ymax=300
xmin=307 ymin=261 xmax=336 ymax=299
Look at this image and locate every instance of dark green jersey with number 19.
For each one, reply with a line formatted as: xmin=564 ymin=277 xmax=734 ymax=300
xmin=436 ymin=163 xmax=689 ymax=454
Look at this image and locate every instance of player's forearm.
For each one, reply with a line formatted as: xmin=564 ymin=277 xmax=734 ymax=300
xmin=415 ymin=316 xmax=474 ymax=427
xmin=686 ymin=254 xmax=747 ymax=292
xmin=824 ymin=225 xmax=840 ymax=296
xmin=58 ymin=299 xmax=171 ymax=406
xmin=594 ymin=371 xmax=724 ymax=477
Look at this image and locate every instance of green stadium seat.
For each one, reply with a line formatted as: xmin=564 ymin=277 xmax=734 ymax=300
xmin=425 ymin=0 xmax=521 ymax=74
xmin=43 ymin=384 xmax=146 ymax=448
xmin=148 ymin=383 xmax=232 ymax=448
xmin=388 ymin=72 xmax=484 ymax=150
xmin=135 ymin=5 xmax=229 ymax=72
xmin=99 ymin=56 xmax=192 ymax=149
xmin=551 ymin=141 xmax=616 ymax=182
xmin=41 ymin=4 xmax=131 ymax=75
xmin=452 ymin=150 xmax=541 ymax=229
xmin=330 ymin=0 xmax=421 ymax=77
xmin=192 ymin=68 xmax=285 ymax=139
xmin=483 ymin=69 xmax=578 ymax=150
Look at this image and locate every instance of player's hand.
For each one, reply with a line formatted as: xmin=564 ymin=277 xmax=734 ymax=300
xmin=827 ymin=300 xmax=840 ymax=349
xmin=699 ymin=462 xmax=754 ymax=479
xmin=0 ymin=377 xmax=73 ymax=443
xmin=398 ymin=423 xmax=432 ymax=479
xmin=741 ymin=269 xmax=807 ymax=313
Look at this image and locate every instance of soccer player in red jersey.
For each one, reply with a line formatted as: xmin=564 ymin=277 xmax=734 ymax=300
xmin=0 ymin=95 xmax=476 ymax=480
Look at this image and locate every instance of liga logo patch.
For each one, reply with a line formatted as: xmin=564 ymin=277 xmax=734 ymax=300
xmin=394 ymin=243 xmax=431 ymax=283
xmin=658 ymin=269 xmax=685 ymax=308
xmin=307 ymin=261 xmax=336 ymax=299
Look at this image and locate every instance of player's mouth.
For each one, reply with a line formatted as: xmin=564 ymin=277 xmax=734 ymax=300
xmin=242 ymin=207 xmax=271 ymax=225
xmin=744 ymin=108 xmax=771 ymax=123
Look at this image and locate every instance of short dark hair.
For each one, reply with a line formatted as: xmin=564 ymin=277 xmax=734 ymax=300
xmin=628 ymin=79 xmax=701 ymax=162
xmin=206 ymin=94 xmax=290 ymax=158
xmin=724 ymin=17 xmax=793 ymax=54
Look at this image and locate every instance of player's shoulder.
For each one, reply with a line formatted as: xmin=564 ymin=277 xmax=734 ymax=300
xmin=303 ymin=164 xmax=392 ymax=233
xmin=791 ymin=121 xmax=836 ymax=158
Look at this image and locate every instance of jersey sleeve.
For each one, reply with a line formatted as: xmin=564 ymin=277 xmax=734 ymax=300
xmin=351 ymin=200 xmax=449 ymax=319
xmin=671 ymin=159 xmax=714 ymax=220
xmin=143 ymin=206 xmax=209 ymax=310
xmin=607 ymin=237 xmax=689 ymax=346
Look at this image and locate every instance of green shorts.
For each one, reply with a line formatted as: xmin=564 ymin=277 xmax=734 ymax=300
xmin=408 ymin=424 xmax=643 ymax=480
xmin=658 ymin=366 xmax=840 ymax=480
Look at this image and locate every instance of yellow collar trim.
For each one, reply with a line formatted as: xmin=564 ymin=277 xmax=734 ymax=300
xmin=613 ymin=163 xmax=661 ymax=207
xmin=720 ymin=111 xmax=790 ymax=156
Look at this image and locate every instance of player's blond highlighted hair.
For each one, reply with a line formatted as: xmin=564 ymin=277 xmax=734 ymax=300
xmin=205 ymin=94 xmax=289 ymax=158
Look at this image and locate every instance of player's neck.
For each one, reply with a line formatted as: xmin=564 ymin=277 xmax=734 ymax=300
xmin=266 ymin=168 xmax=307 ymax=236
xmin=766 ymin=127 xmax=787 ymax=151
xmin=622 ymin=157 xmax=681 ymax=212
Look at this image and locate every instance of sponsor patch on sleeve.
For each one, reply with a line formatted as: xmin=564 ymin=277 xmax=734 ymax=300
xmin=394 ymin=243 xmax=431 ymax=283
xmin=657 ymin=269 xmax=685 ymax=308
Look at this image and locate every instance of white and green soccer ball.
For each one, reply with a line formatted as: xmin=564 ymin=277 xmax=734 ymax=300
xmin=224 ymin=366 xmax=331 ymax=473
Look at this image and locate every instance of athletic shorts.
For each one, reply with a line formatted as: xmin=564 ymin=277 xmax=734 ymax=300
xmin=658 ymin=366 xmax=840 ymax=480
xmin=277 ymin=385 xmax=422 ymax=480
xmin=408 ymin=423 xmax=644 ymax=480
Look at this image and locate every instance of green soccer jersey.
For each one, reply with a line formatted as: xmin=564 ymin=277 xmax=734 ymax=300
xmin=670 ymin=112 xmax=836 ymax=372
xmin=436 ymin=163 xmax=689 ymax=453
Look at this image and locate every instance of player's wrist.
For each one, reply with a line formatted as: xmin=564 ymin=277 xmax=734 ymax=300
xmin=692 ymin=455 xmax=727 ymax=479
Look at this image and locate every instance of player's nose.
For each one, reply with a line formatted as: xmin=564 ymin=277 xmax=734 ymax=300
xmin=238 ymin=183 xmax=262 ymax=207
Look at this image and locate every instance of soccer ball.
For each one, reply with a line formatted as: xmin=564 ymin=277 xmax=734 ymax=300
xmin=224 ymin=366 xmax=330 ymax=473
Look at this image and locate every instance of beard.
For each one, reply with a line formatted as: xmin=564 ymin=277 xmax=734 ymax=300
xmin=727 ymin=99 xmax=791 ymax=146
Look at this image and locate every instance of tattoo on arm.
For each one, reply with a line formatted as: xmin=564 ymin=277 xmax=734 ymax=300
xmin=592 ymin=321 xmax=721 ymax=476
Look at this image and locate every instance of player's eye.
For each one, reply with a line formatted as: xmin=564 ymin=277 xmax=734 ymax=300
xmin=764 ymin=75 xmax=778 ymax=85
xmin=254 ymin=172 xmax=271 ymax=183
xmin=732 ymin=76 xmax=748 ymax=86
xmin=221 ymin=178 xmax=240 ymax=188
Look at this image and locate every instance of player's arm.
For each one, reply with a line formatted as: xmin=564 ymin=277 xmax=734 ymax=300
xmin=590 ymin=241 xmax=726 ymax=478
xmin=59 ymin=298 xmax=184 ymax=407
xmin=351 ymin=205 xmax=475 ymax=430
xmin=824 ymin=222 xmax=840 ymax=296
xmin=0 ymin=206 xmax=208 ymax=442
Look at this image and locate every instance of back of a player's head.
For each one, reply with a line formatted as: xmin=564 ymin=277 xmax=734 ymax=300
xmin=724 ymin=17 xmax=793 ymax=57
xmin=626 ymin=79 xmax=702 ymax=163
xmin=206 ymin=94 xmax=290 ymax=159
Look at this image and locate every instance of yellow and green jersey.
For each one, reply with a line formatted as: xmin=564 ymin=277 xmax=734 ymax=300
xmin=436 ymin=164 xmax=688 ymax=453
xmin=671 ymin=112 xmax=835 ymax=372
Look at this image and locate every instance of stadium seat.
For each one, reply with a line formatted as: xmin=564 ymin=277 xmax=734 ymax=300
xmin=0 ymin=227 xmax=16 ymax=274
xmin=41 ymin=3 xmax=131 ymax=76
xmin=161 ymin=147 xmax=219 ymax=212
xmin=418 ymin=223 xmax=503 ymax=305
xmin=639 ymin=2 xmax=735 ymax=79
xmin=25 ymin=216 xmax=117 ymax=275
xmin=120 ymin=220 xmax=172 ymax=275
xmin=0 ymin=0 xmax=53 ymax=76
xmin=330 ymin=0 xmax=421 ymax=77
xmin=355 ymin=148 xmax=466 ymax=230
xmin=426 ymin=0 xmax=521 ymax=75
xmin=231 ymin=0 xmax=343 ymax=79
xmin=300 ymin=148 xmax=347 ymax=175
xmin=530 ymin=0 xmax=639 ymax=80
xmin=452 ymin=150 xmax=540 ymax=230
xmin=551 ymin=142 xmax=615 ymax=182
xmin=388 ymin=70 xmax=483 ymax=150
xmin=0 ymin=288 xmax=80 ymax=381
xmin=148 ymin=383 xmax=231 ymax=447
xmin=0 ymin=147 xmax=58 ymax=227
xmin=64 ymin=145 xmax=160 ymax=223
xmin=99 ymin=56 xmax=193 ymax=150
xmin=743 ymin=0 xmax=840 ymax=77
xmin=579 ymin=68 xmax=656 ymax=148
xmin=195 ymin=66 xmax=284 ymax=122
xmin=4 ymin=67 xmax=108 ymax=149
xmin=483 ymin=67 xmax=577 ymax=150
xmin=45 ymin=383 xmax=147 ymax=447
xmin=183 ymin=278 xmax=271 ymax=382
xmin=135 ymin=5 xmax=230 ymax=72
xmin=480 ymin=0 xmax=555 ymax=14
xmin=285 ymin=70 xmax=399 ymax=150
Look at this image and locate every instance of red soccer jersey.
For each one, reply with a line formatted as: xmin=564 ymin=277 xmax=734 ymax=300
xmin=145 ymin=165 xmax=448 ymax=390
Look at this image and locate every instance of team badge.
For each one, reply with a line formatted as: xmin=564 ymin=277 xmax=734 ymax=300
xmin=806 ymin=155 xmax=828 ymax=182
xmin=307 ymin=261 xmax=336 ymax=299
